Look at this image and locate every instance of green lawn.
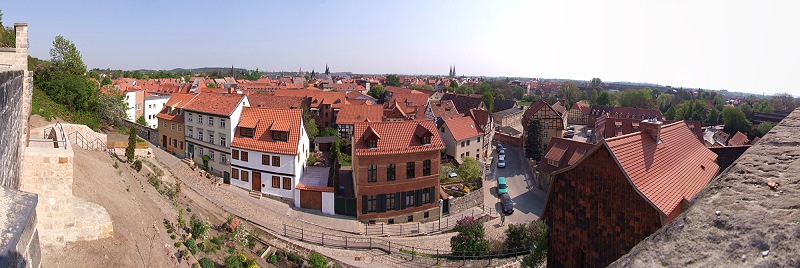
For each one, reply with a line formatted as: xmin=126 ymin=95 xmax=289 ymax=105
xmin=517 ymin=101 xmax=532 ymax=107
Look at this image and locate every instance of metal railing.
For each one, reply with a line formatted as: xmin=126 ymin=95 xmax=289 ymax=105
xmin=67 ymin=131 xmax=106 ymax=151
xmin=363 ymin=204 xmax=499 ymax=236
xmin=33 ymin=122 xmax=68 ymax=149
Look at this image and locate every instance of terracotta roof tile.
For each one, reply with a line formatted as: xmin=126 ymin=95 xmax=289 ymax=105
xmin=728 ymin=131 xmax=750 ymax=146
xmin=231 ymin=107 xmax=304 ymax=155
xmin=353 ymin=121 xmax=444 ymax=156
xmin=537 ymin=138 xmax=595 ymax=175
xmin=544 ymin=142 xmax=568 ymax=162
xmin=444 ymin=116 xmax=483 ymax=141
xmin=184 ymin=93 xmax=246 ymax=116
xmin=247 ymin=94 xmax=306 ymax=109
xmin=337 ymin=104 xmax=384 ymax=124
xmin=156 ymin=93 xmax=198 ymax=122
xmin=604 ymin=121 xmax=719 ymax=216
xmin=428 ymin=100 xmax=461 ymax=119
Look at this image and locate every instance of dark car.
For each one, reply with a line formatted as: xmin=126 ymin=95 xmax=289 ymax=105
xmin=500 ymin=193 xmax=514 ymax=215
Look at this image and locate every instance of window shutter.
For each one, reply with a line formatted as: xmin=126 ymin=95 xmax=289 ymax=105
xmin=396 ymin=192 xmax=401 ymax=210
xmin=362 ymin=195 xmax=368 ymax=214
xmin=415 ymin=189 xmax=422 ymax=207
xmin=400 ymin=192 xmax=407 ymax=209
xmin=431 ymin=186 xmax=436 ymax=203
xmin=377 ymin=194 xmax=386 ymax=213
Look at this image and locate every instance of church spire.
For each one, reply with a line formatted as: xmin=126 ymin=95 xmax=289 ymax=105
xmin=325 ymin=64 xmax=330 ymax=75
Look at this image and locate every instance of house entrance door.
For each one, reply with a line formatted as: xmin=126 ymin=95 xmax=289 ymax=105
xmin=252 ymin=173 xmax=261 ymax=191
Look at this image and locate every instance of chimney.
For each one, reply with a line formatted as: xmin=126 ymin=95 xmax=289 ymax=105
xmin=641 ymin=118 xmax=662 ymax=143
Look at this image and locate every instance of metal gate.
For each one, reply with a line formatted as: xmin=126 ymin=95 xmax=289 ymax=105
xmin=334 ymin=197 xmax=357 ymax=216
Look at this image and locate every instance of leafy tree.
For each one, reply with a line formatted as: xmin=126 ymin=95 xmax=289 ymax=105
xmin=739 ymin=102 xmax=753 ymax=120
xmin=308 ymin=251 xmax=328 ymax=268
xmin=511 ymin=86 xmax=525 ymax=100
xmin=483 ymin=92 xmax=494 ymax=111
xmin=50 ymin=36 xmax=87 ymax=76
xmin=408 ymin=84 xmax=434 ymax=91
xmin=752 ymin=98 xmax=774 ymax=114
xmin=189 ymin=214 xmax=210 ymax=240
xmin=525 ymin=119 xmax=544 ymax=161
xmin=448 ymin=80 xmax=459 ymax=91
xmin=198 ymin=258 xmax=215 ymax=268
xmin=557 ymin=82 xmax=580 ymax=106
xmin=753 ymin=122 xmax=776 ymax=138
xmin=617 ymin=88 xmax=653 ymax=109
xmin=456 ymin=84 xmax=475 ymax=95
xmin=88 ymin=70 xmax=100 ymax=80
xmin=100 ymin=76 xmax=112 ymax=86
xmin=769 ymin=92 xmax=798 ymax=112
xmin=522 ymin=220 xmax=549 ymax=267
xmin=136 ymin=115 xmax=148 ymax=126
xmin=589 ymin=77 xmax=602 ymax=88
xmin=0 ymin=10 xmax=15 ymax=48
xmin=97 ymin=91 xmax=127 ymax=126
xmin=456 ymin=156 xmax=481 ymax=182
xmin=367 ymin=84 xmax=385 ymax=100
xmin=705 ymin=108 xmax=721 ymax=126
xmin=450 ymin=216 xmax=489 ymax=256
xmin=722 ymin=106 xmax=752 ymax=135
xmin=302 ymin=105 xmax=319 ymax=140
xmin=319 ymin=127 xmax=338 ymax=137
xmin=385 ymin=74 xmax=401 ymax=87
xmin=656 ymin=93 xmax=674 ymax=113
xmin=504 ymin=223 xmax=535 ymax=251
xmin=126 ymin=124 xmax=136 ymax=162
xmin=595 ymin=91 xmax=612 ymax=105
xmin=712 ymin=94 xmax=725 ymax=110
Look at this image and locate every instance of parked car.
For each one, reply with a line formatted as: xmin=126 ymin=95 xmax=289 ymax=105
xmin=564 ymin=130 xmax=575 ymax=138
xmin=498 ymin=157 xmax=506 ymax=168
xmin=500 ymin=193 xmax=514 ymax=215
xmin=568 ymin=125 xmax=575 ymax=131
xmin=497 ymin=143 xmax=504 ymax=152
xmin=497 ymin=176 xmax=508 ymax=195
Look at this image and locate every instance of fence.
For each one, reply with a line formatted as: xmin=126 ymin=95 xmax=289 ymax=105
xmin=363 ymin=203 xmax=499 ymax=236
xmin=107 ymin=140 xmax=149 ymax=149
xmin=68 ymin=131 xmax=107 ymax=151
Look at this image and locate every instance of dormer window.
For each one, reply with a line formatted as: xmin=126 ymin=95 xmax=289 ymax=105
xmin=368 ymin=139 xmax=377 ymax=149
xmin=273 ymin=131 xmax=288 ymax=141
xmin=240 ymin=127 xmax=254 ymax=138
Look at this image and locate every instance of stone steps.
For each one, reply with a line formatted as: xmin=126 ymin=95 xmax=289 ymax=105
xmin=248 ymin=190 xmax=262 ymax=199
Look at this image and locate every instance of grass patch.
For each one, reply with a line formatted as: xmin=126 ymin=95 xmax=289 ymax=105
xmin=517 ymin=101 xmax=532 ymax=107
xmin=339 ymin=153 xmax=351 ymax=166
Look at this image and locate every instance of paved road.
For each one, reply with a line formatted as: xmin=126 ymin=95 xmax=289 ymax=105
xmin=483 ymin=142 xmax=547 ymax=225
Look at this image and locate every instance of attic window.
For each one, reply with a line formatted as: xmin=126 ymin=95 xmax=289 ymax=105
xmin=368 ymin=139 xmax=377 ymax=149
xmin=240 ymin=127 xmax=254 ymax=138
xmin=273 ymin=131 xmax=289 ymax=141
xmin=422 ymin=136 xmax=431 ymax=145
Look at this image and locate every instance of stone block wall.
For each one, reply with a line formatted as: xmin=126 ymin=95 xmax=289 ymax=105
xmin=20 ymin=146 xmax=75 ymax=246
xmin=448 ymin=188 xmax=483 ymax=215
xmin=0 ymin=70 xmax=24 ymax=189
xmin=0 ymin=188 xmax=41 ymax=268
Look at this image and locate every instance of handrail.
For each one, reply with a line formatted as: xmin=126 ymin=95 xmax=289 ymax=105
xmin=35 ymin=122 xmax=68 ymax=149
xmin=67 ymin=130 xmax=106 ymax=151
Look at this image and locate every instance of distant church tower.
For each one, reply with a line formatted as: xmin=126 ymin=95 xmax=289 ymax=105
xmin=449 ymin=65 xmax=456 ymax=78
xmin=325 ymin=64 xmax=330 ymax=75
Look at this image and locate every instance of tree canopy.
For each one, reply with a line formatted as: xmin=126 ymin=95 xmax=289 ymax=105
xmin=50 ymin=36 xmax=87 ymax=76
xmin=482 ymin=92 xmax=494 ymax=112
xmin=616 ymin=88 xmax=654 ymax=109
xmin=455 ymin=156 xmax=481 ymax=182
xmin=595 ymin=91 xmax=612 ymax=105
xmin=450 ymin=216 xmax=489 ymax=256
xmin=384 ymin=74 xmax=401 ymax=87
xmin=367 ymin=84 xmax=385 ymax=101
xmin=525 ymin=119 xmax=544 ymax=161
xmin=722 ymin=106 xmax=752 ymax=135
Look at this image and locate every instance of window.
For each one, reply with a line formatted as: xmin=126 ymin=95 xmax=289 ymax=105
xmin=188 ymin=127 xmax=193 ymax=138
xmin=407 ymin=215 xmax=413 ymax=222
xmin=220 ymin=119 xmax=226 ymax=128
xmin=368 ymin=165 xmax=377 ymax=182
xmin=366 ymin=195 xmax=377 ymax=212
xmin=406 ymin=162 xmax=415 ymax=179
xmin=241 ymin=170 xmax=249 ymax=182
xmin=198 ymin=115 xmax=203 ymax=124
xmin=368 ymin=139 xmax=377 ymax=149
xmin=232 ymin=149 xmax=239 ymax=160
xmin=424 ymin=211 xmax=429 ymax=219
xmin=282 ymin=177 xmax=291 ymax=190
xmin=422 ymin=188 xmax=431 ymax=203
xmin=163 ymin=122 xmax=167 ymax=128
xmin=272 ymin=176 xmax=280 ymax=188
xmin=477 ymin=137 xmax=481 ymax=143
xmin=208 ymin=117 xmax=214 ymax=126
xmin=240 ymin=127 xmax=254 ymax=138
xmin=273 ymin=131 xmax=288 ymax=141
xmin=177 ymin=109 xmax=181 ymax=115
xmin=406 ymin=190 xmax=416 ymax=207
xmin=423 ymin=160 xmax=431 ymax=176
xmin=220 ymin=135 xmax=226 ymax=147
xmin=171 ymin=123 xmax=175 ymax=130
xmin=388 ymin=219 xmax=394 ymax=224
xmin=178 ymin=125 xmax=182 ymax=132
xmin=387 ymin=193 xmax=396 ymax=210
xmin=232 ymin=168 xmax=239 ymax=179
xmin=209 ymin=132 xmax=214 ymax=143
xmin=466 ymin=152 xmax=470 ymax=157
xmin=198 ymin=147 xmax=203 ymax=156
xmin=272 ymin=156 xmax=280 ymax=167
xmin=466 ymin=139 xmax=470 ymax=146
xmin=198 ymin=130 xmax=203 ymax=140
xmin=461 ymin=141 xmax=465 ymax=147
xmin=220 ymin=154 xmax=227 ymax=164
xmin=543 ymin=132 xmax=548 ymax=138
xmin=209 ymin=151 xmax=214 ymax=160
xmin=387 ymin=164 xmax=396 ymax=181
xmin=241 ymin=151 xmax=249 ymax=162
xmin=262 ymin=154 xmax=270 ymax=165
xmin=422 ymin=135 xmax=431 ymax=145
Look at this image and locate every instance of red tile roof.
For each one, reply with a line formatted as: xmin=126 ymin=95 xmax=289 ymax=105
xmin=596 ymin=115 xmax=704 ymax=143
xmin=537 ymin=138 xmax=595 ymax=175
xmin=444 ymin=116 xmax=483 ymax=141
xmin=552 ymin=101 xmax=567 ymax=117
xmin=604 ymin=121 xmax=719 ymax=216
xmin=247 ymin=93 xmax=306 ymax=109
xmin=337 ymin=104 xmax=384 ymax=124
xmin=571 ymin=100 xmax=590 ymax=114
xmin=728 ymin=131 xmax=750 ymax=146
xmin=184 ymin=93 xmax=246 ymax=117
xmin=469 ymin=109 xmax=491 ymax=130
xmin=156 ymin=93 xmax=198 ymax=122
xmin=231 ymin=107 xmax=305 ymax=155
xmin=353 ymin=121 xmax=444 ymax=156
xmin=428 ymin=100 xmax=461 ymax=119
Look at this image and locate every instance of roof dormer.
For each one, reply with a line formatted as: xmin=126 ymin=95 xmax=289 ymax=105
xmin=363 ymin=126 xmax=380 ymax=149
xmin=414 ymin=123 xmax=433 ymax=145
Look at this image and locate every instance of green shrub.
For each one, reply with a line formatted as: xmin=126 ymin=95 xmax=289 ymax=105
xmin=174 ymin=241 xmax=181 ymax=248
xmin=170 ymin=234 xmax=176 ymax=240
xmin=132 ymin=160 xmax=143 ymax=172
xmin=183 ymin=238 xmax=197 ymax=255
xmin=224 ymin=254 xmax=243 ymax=268
xmin=287 ymin=252 xmax=302 ymax=263
xmin=148 ymin=175 xmax=161 ymax=188
xmin=190 ymin=214 xmax=210 ymax=240
xmin=113 ymin=161 xmax=119 ymax=169
xmin=198 ymin=258 xmax=215 ymax=268
xmin=267 ymin=253 xmax=277 ymax=264
xmin=308 ymin=251 xmax=328 ymax=268
xmin=187 ymin=207 xmax=192 ymax=212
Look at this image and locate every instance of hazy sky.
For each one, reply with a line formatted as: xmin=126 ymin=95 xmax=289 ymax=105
xmin=4 ymin=1 xmax=799 ymax=95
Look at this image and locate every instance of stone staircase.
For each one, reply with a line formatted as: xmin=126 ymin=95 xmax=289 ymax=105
xmin=248 ymin=190 xmax=262 ymax=199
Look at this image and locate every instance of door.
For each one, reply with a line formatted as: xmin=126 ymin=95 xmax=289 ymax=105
xmin=223 ymin=172 xmax=230 ymax=184
xmin=162 ymin=135 xmax=167 ymax=148
xmin=187 ymin=143 xmax=194 ymax=158
xmin=252 ymin=172 xmax=261 ymax=191
xmin=442 ymin=198 xmax=450 ymax=215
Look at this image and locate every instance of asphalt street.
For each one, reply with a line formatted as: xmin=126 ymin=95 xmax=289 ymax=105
xmin=483 ymin=142 xmax=547 ymax=224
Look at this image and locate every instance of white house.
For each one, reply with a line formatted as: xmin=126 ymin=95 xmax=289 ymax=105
xmin=123 ymin=90 xmax=143 ymax=122
xmin=230 ymin=107 xmax=311 ymax=208
xmin=144 ymin=94 xmax=170 ymax=128
xmin=183 ymin=93 xmax=250 ymax=178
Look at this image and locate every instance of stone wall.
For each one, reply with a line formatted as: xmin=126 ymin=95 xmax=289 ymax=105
xmin=493 ymin=132 xmax=524 ymax=148
xmin=0 ymin=70 xmax=25 ymax=189
xmin=448 ymin=188 xmax=483 ymax=215
xmin=0 ymin=188 xmax=40 ymax=268
xmin=118 ymin=119 xmax=159 ymax=145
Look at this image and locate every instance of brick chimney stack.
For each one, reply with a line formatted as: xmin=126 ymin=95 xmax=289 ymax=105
xmin=641 ymin=118 xmax=662 ymax=143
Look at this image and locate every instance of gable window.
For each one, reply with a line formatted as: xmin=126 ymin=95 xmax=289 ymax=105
xmin=406 ymin=162 xmax=415 ymax=179
xmin=177 ymin=109 xmax=181 ymax=115
xmin=232 ymin=149 xmax=239 ymax=160
xmin=387 ymin=164 xmax=396 ymax=181
xmin=422 ymin=135 xmax=431 ymax=145
xmin=461 ymin=141 xmax=465 ymax=147
xmin=366 ymin=195 xmax=377 ymax=212
xmin=208 ymin=117 xmax=214 ymax=126
xmin=272 ymin=156 xmax=280 ymax=167
xmin=241 ymin=151 xmax=249 ymax=162
xmin=220 ymin=119 xmax=226 ymax=128
xmin=283 ymin=177 xmax=291 ymax=190
xmin=368 ymin=165 xmax=377 ymax=182
xmin=272 ymin=176 xmax=280 ymax=188
xmin=423 ymin=160 xmax=431 ymax=176
xmin=368 ymin=139 xmax=377 ymax=149
xmin=466 ymin=139 xmax=470 ymax=146
xmin=273 ymin=131 xmax=288 ymax=141
xmin=240 ymin=127 xmax=254 ymax=138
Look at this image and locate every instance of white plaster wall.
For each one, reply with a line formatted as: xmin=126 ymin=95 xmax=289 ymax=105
xmin=144 ymin=95 xmax=169 ymax=128
xmin=124 ymin=91 xmax=137 ymax=121
xmin=231 ymin=147 xmax=297 ymax=199
xmin=322 ymin=192 xmax=335 ymax=215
